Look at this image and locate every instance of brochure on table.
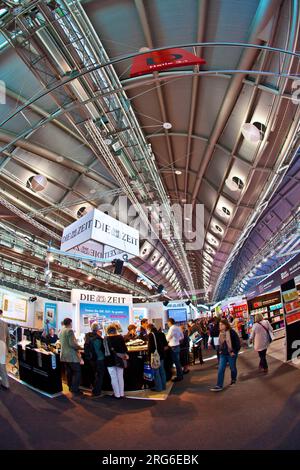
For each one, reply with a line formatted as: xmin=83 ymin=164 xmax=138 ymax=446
xmin=71 ymin=289 xmax=132 ymax=336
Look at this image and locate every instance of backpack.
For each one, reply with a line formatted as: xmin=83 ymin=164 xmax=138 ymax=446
xmin=150 ymin=332 xmax=161 ymax=370
xmin=84 ymin=333 xmax=97 ymax=361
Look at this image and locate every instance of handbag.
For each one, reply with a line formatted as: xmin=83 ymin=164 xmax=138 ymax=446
xmin=150 ymin=332 xmax=161 ymax=370
xmin=115 ymin=352 xmax=128 ymax=369
xmin=104 ymin=337 xmax=128 ymax=368
xmin=258 ymin=322 xmax=274 ymax=343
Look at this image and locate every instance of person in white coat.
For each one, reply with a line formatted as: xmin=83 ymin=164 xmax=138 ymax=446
xmin=250 ymin=313 xmax=274 ymax=373
xmin=0 ymin=309 xmax=10 ymax=390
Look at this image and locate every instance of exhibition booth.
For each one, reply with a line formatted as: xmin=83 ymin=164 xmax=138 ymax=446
xmin=1 ymin=286 xmax=174 ymax=397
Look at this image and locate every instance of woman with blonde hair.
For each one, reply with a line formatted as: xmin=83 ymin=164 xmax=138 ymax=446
xmin=250 ymin=313 xmax=274 ymax=373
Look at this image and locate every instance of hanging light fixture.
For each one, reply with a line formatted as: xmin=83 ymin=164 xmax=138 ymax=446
xmin=28 ymin=175 xmax=48 ymax=192
xmin=241 ymin=122 xmax=266 ymax=143
xmin=225 ymin=175 xmax=245 ymax=192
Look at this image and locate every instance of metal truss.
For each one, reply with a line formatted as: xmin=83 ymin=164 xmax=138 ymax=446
xmin=0 ymin=0 xmax=193 ymax=292
xmin=0 ymin=225 xmax=151 ymax=297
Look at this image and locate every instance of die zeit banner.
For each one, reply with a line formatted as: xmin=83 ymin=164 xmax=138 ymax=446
xmin=280 ymin=278 xmax=300 ymax=361
xmin=130 ymin=48 xmax=206 ymax=77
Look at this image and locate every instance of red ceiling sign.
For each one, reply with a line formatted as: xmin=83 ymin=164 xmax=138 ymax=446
xmin=130 ymin=48 xmax=206 ymax=78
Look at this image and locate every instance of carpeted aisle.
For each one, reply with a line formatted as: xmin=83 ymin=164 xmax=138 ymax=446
xmin=1 ymin=346 xmax=300 ymax=450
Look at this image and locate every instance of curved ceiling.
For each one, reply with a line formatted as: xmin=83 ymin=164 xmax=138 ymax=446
xmin=0 ymin=0 xmax=299 ymax=303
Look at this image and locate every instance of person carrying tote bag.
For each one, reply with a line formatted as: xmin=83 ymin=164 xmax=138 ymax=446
xmin=147 ymin=324 xmax=167 ymax=392
xmin=104 ymin=325 xmax=129 ymax=399
xmin=250 ymin=313 xmax=274 ymax=373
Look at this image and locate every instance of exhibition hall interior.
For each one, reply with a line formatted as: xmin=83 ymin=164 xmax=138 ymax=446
xmin=0 ymin=0 xmax=300 ymax=452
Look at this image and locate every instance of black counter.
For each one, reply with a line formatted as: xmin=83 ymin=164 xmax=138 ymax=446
xmin=81 ymin=347 xmax=173 ymax=392
xmin=17 ymin=345 xmax=63 ymax=395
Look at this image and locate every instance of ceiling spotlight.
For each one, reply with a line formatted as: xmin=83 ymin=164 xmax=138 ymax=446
xmin=241 ymin=122 xmax=265 ymax=143
xmin=205 ymin=245 xmax=216 ymax=256
xmin=175 ymin=170 xmax=182 ymax=175
xmin=211 ymin=224 xmax=224 ymax=236
xmin=139 ymin=47 xmax=150 ymax=52
xmin=27 ymin=174 xmax=48 ymax=192
xmin=87 ymin=275 xmax=93 ymax=281
xmin=217 ymin=206 xmax=231 ymax=218
xmin=163 ymin=122 xmax=172 ymax=130
xmin=56 ymin=156 xmax=64 ymax=163
xmin=225 ymin=175 xmax=245 ymax=191
xmin=77 ymin=206 xmax=88 ymax=218
xmin=207 ymin=233 xmax=219 ymax=247
xmin=104 ymin=138 xmax=112 ymax=145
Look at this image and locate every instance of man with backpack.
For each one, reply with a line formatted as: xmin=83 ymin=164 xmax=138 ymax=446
xmin=84 ymin=322 xmax=105 ymax=398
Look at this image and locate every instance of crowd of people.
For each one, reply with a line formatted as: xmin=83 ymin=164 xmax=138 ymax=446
xmin=0 ymin=309 xmax=275 ymax=397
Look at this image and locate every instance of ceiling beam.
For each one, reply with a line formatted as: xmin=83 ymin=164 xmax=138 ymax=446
xmin=191 ymin=0 xmax=282 ymax=205
xmin=134 ymin=0 xmax=179 ymax=201
xmin=184 ymin=0 xmax=208 ymax=201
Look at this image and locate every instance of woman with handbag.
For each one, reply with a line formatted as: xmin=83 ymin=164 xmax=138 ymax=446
xmin=104 ymin=324 xmax=129 ymax=399
xmin=147 ymin=323 xmax=168 ymax=392
xmin=249 ymin=313 xmax=274 ymax=373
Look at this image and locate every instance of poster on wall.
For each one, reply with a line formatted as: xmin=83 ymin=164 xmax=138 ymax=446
xmin=79 ymin=303 xmax=130 ymax=335
xmin=133 ymin=308 xmax=147 ymax=324
xmin=281 ymin=278 xmax=300 ymax=361
xmin=44 ymin=303 xmax=58 ymax=332
xmin=2 ymin=293 xmax=27 ymax=322
xmin=71 ymin=289 xmax=132 ymax=335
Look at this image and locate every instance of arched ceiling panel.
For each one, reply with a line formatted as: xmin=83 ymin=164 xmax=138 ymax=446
xmin=193 ymin=76 xmax=228 ymax=138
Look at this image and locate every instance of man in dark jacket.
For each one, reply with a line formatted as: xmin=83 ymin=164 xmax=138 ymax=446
xmin=84 ymin=322 xmax=105 ymax=398
xmin=139 ymin=318 xmax=149 ymax=342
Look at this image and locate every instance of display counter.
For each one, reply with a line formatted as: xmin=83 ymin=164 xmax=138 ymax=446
xmin=81 ymin=344 xmax=173 ymax=392
xmin=17 ymin=344 xmax=63 ymax=395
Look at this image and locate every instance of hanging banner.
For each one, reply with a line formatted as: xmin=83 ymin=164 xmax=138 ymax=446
xmin=60 ymin=208 xmax=139 ymax=258
xmin=281 ymin=278 xmax=300 ymax=361
xmin=130 ymin=48 xmax=206 ymax=77
xmin=44 ymin=303 xmax=57 ymax=333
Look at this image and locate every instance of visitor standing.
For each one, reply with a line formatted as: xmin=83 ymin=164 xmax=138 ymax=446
xmin=180 ymin=324 xmax=190 ymax=374
xmin=210 ymin=319 xmax=240 ymax=392
xmin=250 ymin=313 xmax=274 ymax=373
xmin=147 ymin=323 xmax=168 ymax=391
xmin=104 ymin=325 xmax=129 ymax=399
xmin=0 ymin=309 xmax=10 ymax=391
xmin=139 ymin=318 xmax=149 ymax=342
xmin=60 ymin=318 xmax=82 ymax=397
xmin=166 ymin=318 xmax=184 ymax=382
xmin=84 ymin=322 xmax=105 ymax=398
